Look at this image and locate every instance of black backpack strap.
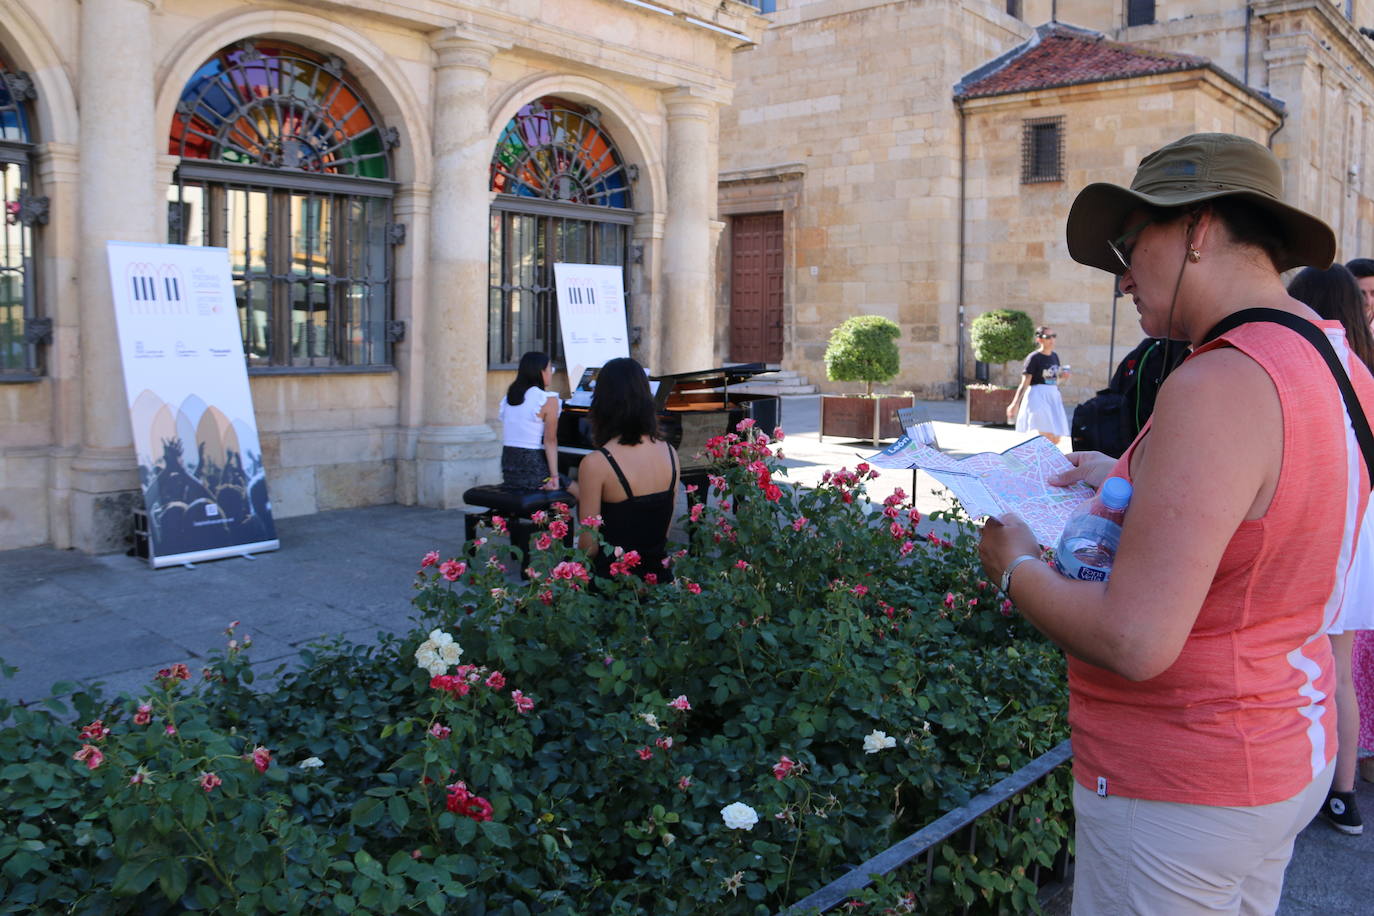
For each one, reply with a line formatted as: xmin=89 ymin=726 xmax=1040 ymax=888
xmin=1201 ymin=308 xmax=1374 ymax=481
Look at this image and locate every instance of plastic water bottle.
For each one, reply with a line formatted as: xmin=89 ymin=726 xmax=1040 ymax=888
xmin=1054 ymin=477 xmax=1133 ymax=582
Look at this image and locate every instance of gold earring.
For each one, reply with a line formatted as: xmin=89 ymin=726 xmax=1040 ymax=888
xmin=1188 ymin=246 xmax=1202 ymax=262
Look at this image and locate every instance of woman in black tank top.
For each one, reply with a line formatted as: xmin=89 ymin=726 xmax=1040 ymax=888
xmin=569 ymin=358 xmax=679 ymax=582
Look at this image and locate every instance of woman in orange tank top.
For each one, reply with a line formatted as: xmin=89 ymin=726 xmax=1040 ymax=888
xmin=979 ymin=134 xmax=1374 ymax=915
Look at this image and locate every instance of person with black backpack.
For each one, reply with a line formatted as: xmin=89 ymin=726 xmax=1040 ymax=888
xmin=1070 ymin=336 xmax=1188 ymax=457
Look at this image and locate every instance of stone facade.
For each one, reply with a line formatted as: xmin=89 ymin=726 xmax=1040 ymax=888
xmin=0 ymin=0 xmax=763 ymax=552
xmin=718 ymin=0 xmax=1374 ymax=403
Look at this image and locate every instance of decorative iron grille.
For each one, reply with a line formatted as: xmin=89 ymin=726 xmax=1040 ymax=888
xmin=0 ymin=53 xmax=39 ymax=378
xmin=168 ymin=40 xmax=397 ymax=370
xmin=1021 ymin=116 xmax=1065 ymax=185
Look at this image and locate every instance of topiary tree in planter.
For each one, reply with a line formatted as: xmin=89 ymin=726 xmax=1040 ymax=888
xmin=967 ymin=309 xmax=1035 ymax=425
xmin=820 ymin=315 xmax=910 ymax=444
xmin=969 ymin=309 xmax=1035 ymax=387
xmin=824 ymin=315 xmax=900 ymax=397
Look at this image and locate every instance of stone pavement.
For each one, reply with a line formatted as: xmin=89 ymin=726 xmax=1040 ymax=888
xmin=1 ymin=395 xmax=1368 ymax=910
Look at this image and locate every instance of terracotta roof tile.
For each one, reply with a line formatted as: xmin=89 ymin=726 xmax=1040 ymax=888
xmin=956 ymin=23 xmax=1210 ymax=100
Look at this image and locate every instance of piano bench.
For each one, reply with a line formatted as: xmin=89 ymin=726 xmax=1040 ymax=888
xmin=462 ymin=485 xmax=577 ymax=561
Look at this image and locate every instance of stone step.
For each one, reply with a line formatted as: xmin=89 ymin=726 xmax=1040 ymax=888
xmin=727 ymin=370 xmax=818 ymax=396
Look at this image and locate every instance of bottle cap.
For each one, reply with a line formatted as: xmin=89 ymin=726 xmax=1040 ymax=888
xmin=1100 ymin=476 xmax=1133 ymax=511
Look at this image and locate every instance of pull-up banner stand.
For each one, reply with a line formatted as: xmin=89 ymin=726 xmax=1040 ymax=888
xmin=107 ymin=241 xmax=279 ymax=568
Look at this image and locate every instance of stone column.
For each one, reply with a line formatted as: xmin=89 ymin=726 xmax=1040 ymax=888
xmin=416 ymin=34 xmax=502 ymax=508
xmin=661 ymin=88 xmax=717 ymax=373
xmin=71 ymin=0 xmax=160 ymax=551
xmin=35 ymin=143 xmax=81 ymax=549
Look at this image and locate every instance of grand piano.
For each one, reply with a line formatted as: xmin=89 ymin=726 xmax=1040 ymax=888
xmin=556 ymin=363 xmax=781 ymax=490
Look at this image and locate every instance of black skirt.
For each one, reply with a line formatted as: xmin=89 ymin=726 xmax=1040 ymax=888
xmin=501 ymin=446 xmax=549 ymax=489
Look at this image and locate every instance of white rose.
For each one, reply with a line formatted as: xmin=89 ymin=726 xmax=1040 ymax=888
xmin=720 ymin=801 xmax=759 ymax=830
xmin=863 ymin=730 xmax=897 ymax=754
xmin=415 ymin=641 xmax=446 ymax=677
xmin=438 ymin=641 xmax=463 ymax=664
xmin=640 ymin=713 xmax=660 ymax=730
xmin=298 ymin=757 xmax=324 ymax=770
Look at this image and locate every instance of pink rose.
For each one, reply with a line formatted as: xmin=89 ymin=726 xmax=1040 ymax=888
xmin=251 ymin=746 xmax=272 ymax=773
xmin=549 ymin=519 xmax=569 ymax=539
xmin=133 ymin=704 xmax=152 ymax=726
xmin=636 ymin=746 xmax=654 ymax=761
xmin=199 ymin=771 xmax=222 ymax=793
xmin=772 ymin=755 xmax=796 ymax=780
xmin=72 ymin=744 xmax=104 ymax=770
xmin=686 ymin=582 xmax=702 ymax=595
xmin=655 ymin=736 xmax=673 ymax=750
xmin=535 ymin=533 xmax=554 ymax=551
xmin=669 ymin=695 xmax=691 ymax=711
xmin=678 ymin=775 xmax=692 ymax=790
xmin=428 ymin=722 xmax=452 ymax=739
xmin=943 ymin=592 xmax=956 ymax=608
xmin=485 ymin=671 xmax=506 ymax=690
xmin=511 ymin=690 xmax=535 ymax=714
xmin=440 ymin=560 xmax=467 ymax=582
xmin=421 ymin=550 xmax=440 ymax=568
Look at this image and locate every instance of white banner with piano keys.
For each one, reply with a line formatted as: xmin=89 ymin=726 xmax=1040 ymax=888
xmin=553 ymin=262 xmax=630 ymax=375
xmin=107 ymin=241 xmax=279 ymax=568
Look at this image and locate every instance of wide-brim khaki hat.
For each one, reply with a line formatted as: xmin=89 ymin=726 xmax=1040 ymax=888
xmin=1066 ymin=133 xmax=1335 ymax=275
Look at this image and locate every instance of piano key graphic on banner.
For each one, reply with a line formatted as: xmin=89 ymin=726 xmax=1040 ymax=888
xmin=554 ymin=262 xmax=629 ymax=371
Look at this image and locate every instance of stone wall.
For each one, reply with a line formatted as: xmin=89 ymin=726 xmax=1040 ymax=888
xmin=719 ymin=0 xmax=1029 ymax=398
xmin=960 ymin=71 xmax=1279 ymax=402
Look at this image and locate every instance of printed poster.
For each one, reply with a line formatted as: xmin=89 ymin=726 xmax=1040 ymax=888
xmin=553 ymin=262 xmax=629 ymax=374
xmin=107 ymin=242 xmax=279 ymax=568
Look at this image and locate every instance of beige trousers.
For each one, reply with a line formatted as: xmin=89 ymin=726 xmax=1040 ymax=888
xmin=1071 ymin=759 xmax=1334 ymax=916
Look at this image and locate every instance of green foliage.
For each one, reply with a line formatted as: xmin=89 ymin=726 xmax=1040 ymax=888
xmin=0 ymin=426 xmax=1069 ymax=915
xmin=970 ymin=310 xmax=1035 ymax=366
xmin=824 ymin=315 xmax=901 ymax=394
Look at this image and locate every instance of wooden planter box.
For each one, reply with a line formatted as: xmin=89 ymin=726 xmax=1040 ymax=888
xmin=819 ymin=395 xmax=916 ymax=444
xmin=966 ymin=386 xmax=1016 ymax=425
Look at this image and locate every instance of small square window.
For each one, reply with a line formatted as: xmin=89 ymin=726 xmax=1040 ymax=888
xmin=1126 ymin=0 xmax=1156 ymax=27
xmin=1021 ymin=117 xmax=1064 ymax=184
xmin=1006 ymin=0 xmax=1023 ymax=17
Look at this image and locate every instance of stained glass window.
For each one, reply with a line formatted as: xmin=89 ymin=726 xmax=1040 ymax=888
xmin=168 ymin=40 xmax=396 ymax=370
xmin=488 ymin=97 xmax=632 ymax=367
xmin=170 ymin=41 xmax=390 ymax=179
xmin=1 ymin=54 xmax=40 ymax=377
xmin=491 ymin=98 xmax=631 ymax=208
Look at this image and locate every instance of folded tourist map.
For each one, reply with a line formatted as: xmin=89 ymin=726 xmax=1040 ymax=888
xmin=867 ymin=434 xmax=1094 ymax=545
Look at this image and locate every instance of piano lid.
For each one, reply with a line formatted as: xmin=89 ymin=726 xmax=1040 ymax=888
xmin=649 ymin=363 xmax=772 ymax=386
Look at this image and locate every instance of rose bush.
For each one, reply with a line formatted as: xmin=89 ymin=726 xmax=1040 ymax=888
xmin=0 ymin=421 xmax=1069 ymax=914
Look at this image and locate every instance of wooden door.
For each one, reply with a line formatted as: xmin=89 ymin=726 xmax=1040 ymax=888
xmin=729 ymin=212 xmax=784 ymax=363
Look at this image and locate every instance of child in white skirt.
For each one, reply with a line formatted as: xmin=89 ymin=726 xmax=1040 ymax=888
xmin=1006 ymin=326 xmax=1070 ymax=443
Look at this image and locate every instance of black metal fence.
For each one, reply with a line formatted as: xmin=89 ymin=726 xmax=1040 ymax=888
xmin=778 ymin=739 xmax=1075 ymax=915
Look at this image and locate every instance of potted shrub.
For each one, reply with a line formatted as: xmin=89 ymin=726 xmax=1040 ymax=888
xmin=819 ymin=315 xmax=913 ymax=444
xmin=967 ymin=309 xmax=1034 ymax=425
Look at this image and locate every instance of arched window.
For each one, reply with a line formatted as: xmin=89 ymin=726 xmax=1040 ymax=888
xmin=168 ymin=41 xmax=399 ymax=369
xmin=488 ymin=97 xmax=634 ymax=367
xmin=0 ymin=55 xmax=45 ymax=377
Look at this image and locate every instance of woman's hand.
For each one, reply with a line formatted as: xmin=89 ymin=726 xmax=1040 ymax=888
xmin=978 ymin=514 xmax=1039 ymax=584
xmin=1049 ymin=451 xmax=1115 ymax=490
xmin=543 ymin=477 xmax=560 ymax=491
xmin=1005 ymin=401 xmax=1018 ymax=421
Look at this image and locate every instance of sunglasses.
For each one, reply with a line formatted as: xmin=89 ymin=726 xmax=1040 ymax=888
xmin=1038 ymin=333 xmax=1057 ymax=339
xmin=1107 ymin=218 xmax=1153 ymax=272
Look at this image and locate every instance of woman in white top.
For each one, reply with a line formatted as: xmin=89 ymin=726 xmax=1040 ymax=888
xmin=498 ymin=351 xmax=562 ymax=490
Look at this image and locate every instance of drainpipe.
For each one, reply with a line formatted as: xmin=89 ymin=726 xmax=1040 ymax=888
xmin=956 ymin=98 xmax=967 ymax=397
